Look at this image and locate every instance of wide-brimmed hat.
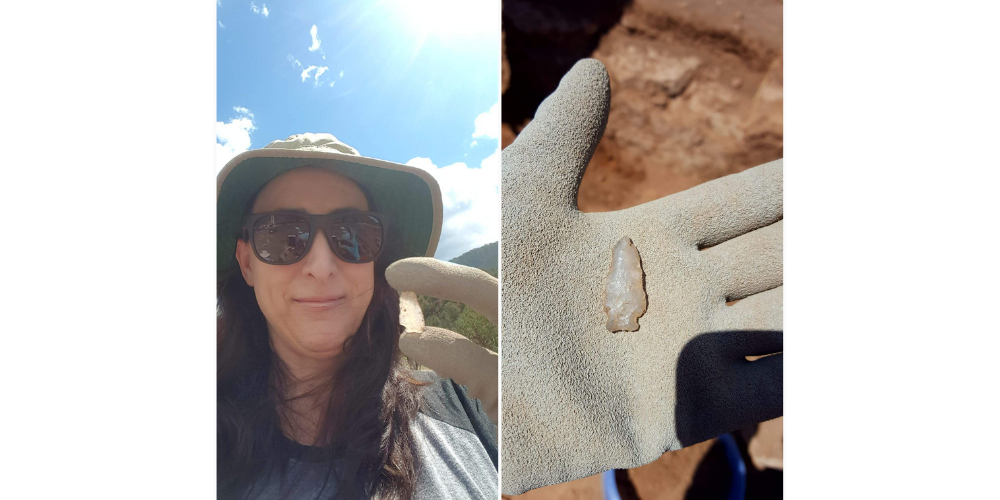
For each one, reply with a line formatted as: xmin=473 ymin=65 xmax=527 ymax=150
xmin=217 ymin=133 xmax=442 ymax=275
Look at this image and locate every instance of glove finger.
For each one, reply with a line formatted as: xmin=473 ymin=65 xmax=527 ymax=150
xmin=666 ymin=159 xmax=783 ymax=248
xmin=400 ymin=327 xmax=498 ymax=424
xmin=386 ymin=257 xmax=498 ymax=324
xmin=715 ymin=286 xmax=783 ymax=334
xmin=702 ymin=220 xmax=782 ymax=302
xmin=503 ymin=58 xmax=610 ymax=211
xmin=675 ymin=333 xmax=782 ymax=446
xmin=735 ymin=351 xmax=783 ymax=424
xmin=707 ymin=329 xmax=783 ymax=360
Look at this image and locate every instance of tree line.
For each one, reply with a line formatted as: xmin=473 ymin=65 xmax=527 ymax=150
xmin=416 ymin=265 xmax=497 ymax=352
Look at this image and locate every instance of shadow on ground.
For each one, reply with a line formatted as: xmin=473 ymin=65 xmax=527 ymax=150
xmin=503 ymin=0 xmax=633 ymax=126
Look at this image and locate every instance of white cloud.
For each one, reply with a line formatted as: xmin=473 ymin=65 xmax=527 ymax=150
xmin=339 ymin=70 xmax=344 ymax=78
xmin=308 ymin=25 xmax=322 ymax=51
xmin=216 ymin=107 xmax=256 ymax=172
xmin=218 ymin=21 xmax=225 ymax=28
xmin=470 ymin=140 xmax=478 ymax=147
xmin=329 ymin=81 xmax=336 ymax=87
xmin=406 ymin=150 xmax=500 ymax=261
xmin=472 ymin=102 xmax=500 ymax=140
xmin=289 ymin=56 xmax=329 ymax=86
xmin=300 ymin=65 xmax=317 ymax=82
xmin=250 ymin=2 xmax=269 ymax=17
xmin=313 ymin=66 xmax=330 ymax=87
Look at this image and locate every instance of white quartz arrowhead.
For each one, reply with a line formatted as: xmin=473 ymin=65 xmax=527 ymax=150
xmin=604 ymin=237 xmax=647 ymax=332
xmin=399 ymin=291 xmax=425 ymax=334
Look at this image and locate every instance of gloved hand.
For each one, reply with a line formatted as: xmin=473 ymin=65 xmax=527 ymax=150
xmin=501 ymin=59 xmax=782 ymax=494
xmin=385 ymin=258 xmax=498 ymax=425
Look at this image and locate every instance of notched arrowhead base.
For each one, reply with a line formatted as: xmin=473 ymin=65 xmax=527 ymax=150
xmin=604 ymin=237 xmax=647 ymax=332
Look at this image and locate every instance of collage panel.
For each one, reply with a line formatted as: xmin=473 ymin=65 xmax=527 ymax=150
xmin=216 ymin=1 xmax=500 ymax=498
xmin=500 ymin=0 xmax=783 ymax=498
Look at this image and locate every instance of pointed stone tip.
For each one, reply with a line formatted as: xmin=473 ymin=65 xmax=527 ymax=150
xmin=604 ymin=236 xmax=647 ymax=333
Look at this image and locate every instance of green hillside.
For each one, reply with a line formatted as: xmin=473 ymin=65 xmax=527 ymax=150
xmin=417 ymin=241 xmax=499 ymax=352
xmin=449 ymin=242 xmax=498 ymax=277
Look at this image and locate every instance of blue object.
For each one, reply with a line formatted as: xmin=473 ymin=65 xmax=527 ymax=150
xmin=602 ymin=434 xmax=746 ymax=500
xmin=601 ymin=469 xmax=623 ymax=500
xmin=718 ymin=433 xmax=747 ymax=500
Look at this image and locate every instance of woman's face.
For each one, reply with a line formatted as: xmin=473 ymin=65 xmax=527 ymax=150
xmin=235 ymin=167 xmax=376 ymax=366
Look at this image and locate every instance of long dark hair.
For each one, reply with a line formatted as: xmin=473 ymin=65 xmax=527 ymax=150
xmin=217 ymin=179 xmax=420 ymax=500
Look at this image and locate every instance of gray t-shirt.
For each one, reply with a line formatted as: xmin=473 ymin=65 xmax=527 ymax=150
xmin=231 ymin=372 xmax=498 ymax=499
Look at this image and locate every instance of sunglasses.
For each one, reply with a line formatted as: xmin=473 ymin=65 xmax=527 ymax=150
xmin=241 ymin=210 xmax=388 ymax=265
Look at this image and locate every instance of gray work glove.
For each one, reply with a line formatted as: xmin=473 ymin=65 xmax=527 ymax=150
xmin=386 ymin=258 xmax=498 ymax=425
xmin=501 ymin=59 xmax=782 ymax=494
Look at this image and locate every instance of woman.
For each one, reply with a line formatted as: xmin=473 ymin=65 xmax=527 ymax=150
xmin=216 ymin=134 xmax=497 ymax=500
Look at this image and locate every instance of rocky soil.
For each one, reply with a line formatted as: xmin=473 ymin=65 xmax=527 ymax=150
xmin=503 ymin=0 xmax=783 ymax=212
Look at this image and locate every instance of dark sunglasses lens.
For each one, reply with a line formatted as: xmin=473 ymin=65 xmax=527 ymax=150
xmin=252 ymin=214 xmax=310 ymax=264
xmin=330 ymin=214 xmax=384 ymax=263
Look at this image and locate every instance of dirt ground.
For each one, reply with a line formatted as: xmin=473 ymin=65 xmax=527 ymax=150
xmin=503 ymin=418 xmax=782 ymax=500
xmin=504 ymin=0 xmax=782 ymax=212
xmin=502 ymin=0 xmax=783 ymax=497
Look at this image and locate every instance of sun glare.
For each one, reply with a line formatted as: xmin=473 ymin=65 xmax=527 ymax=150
xmin=388 ymin=0 xmax=498 ymax=39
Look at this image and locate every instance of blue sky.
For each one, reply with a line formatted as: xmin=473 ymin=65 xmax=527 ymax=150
xmin=217 ymin=0 xmax=500 ymax=261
